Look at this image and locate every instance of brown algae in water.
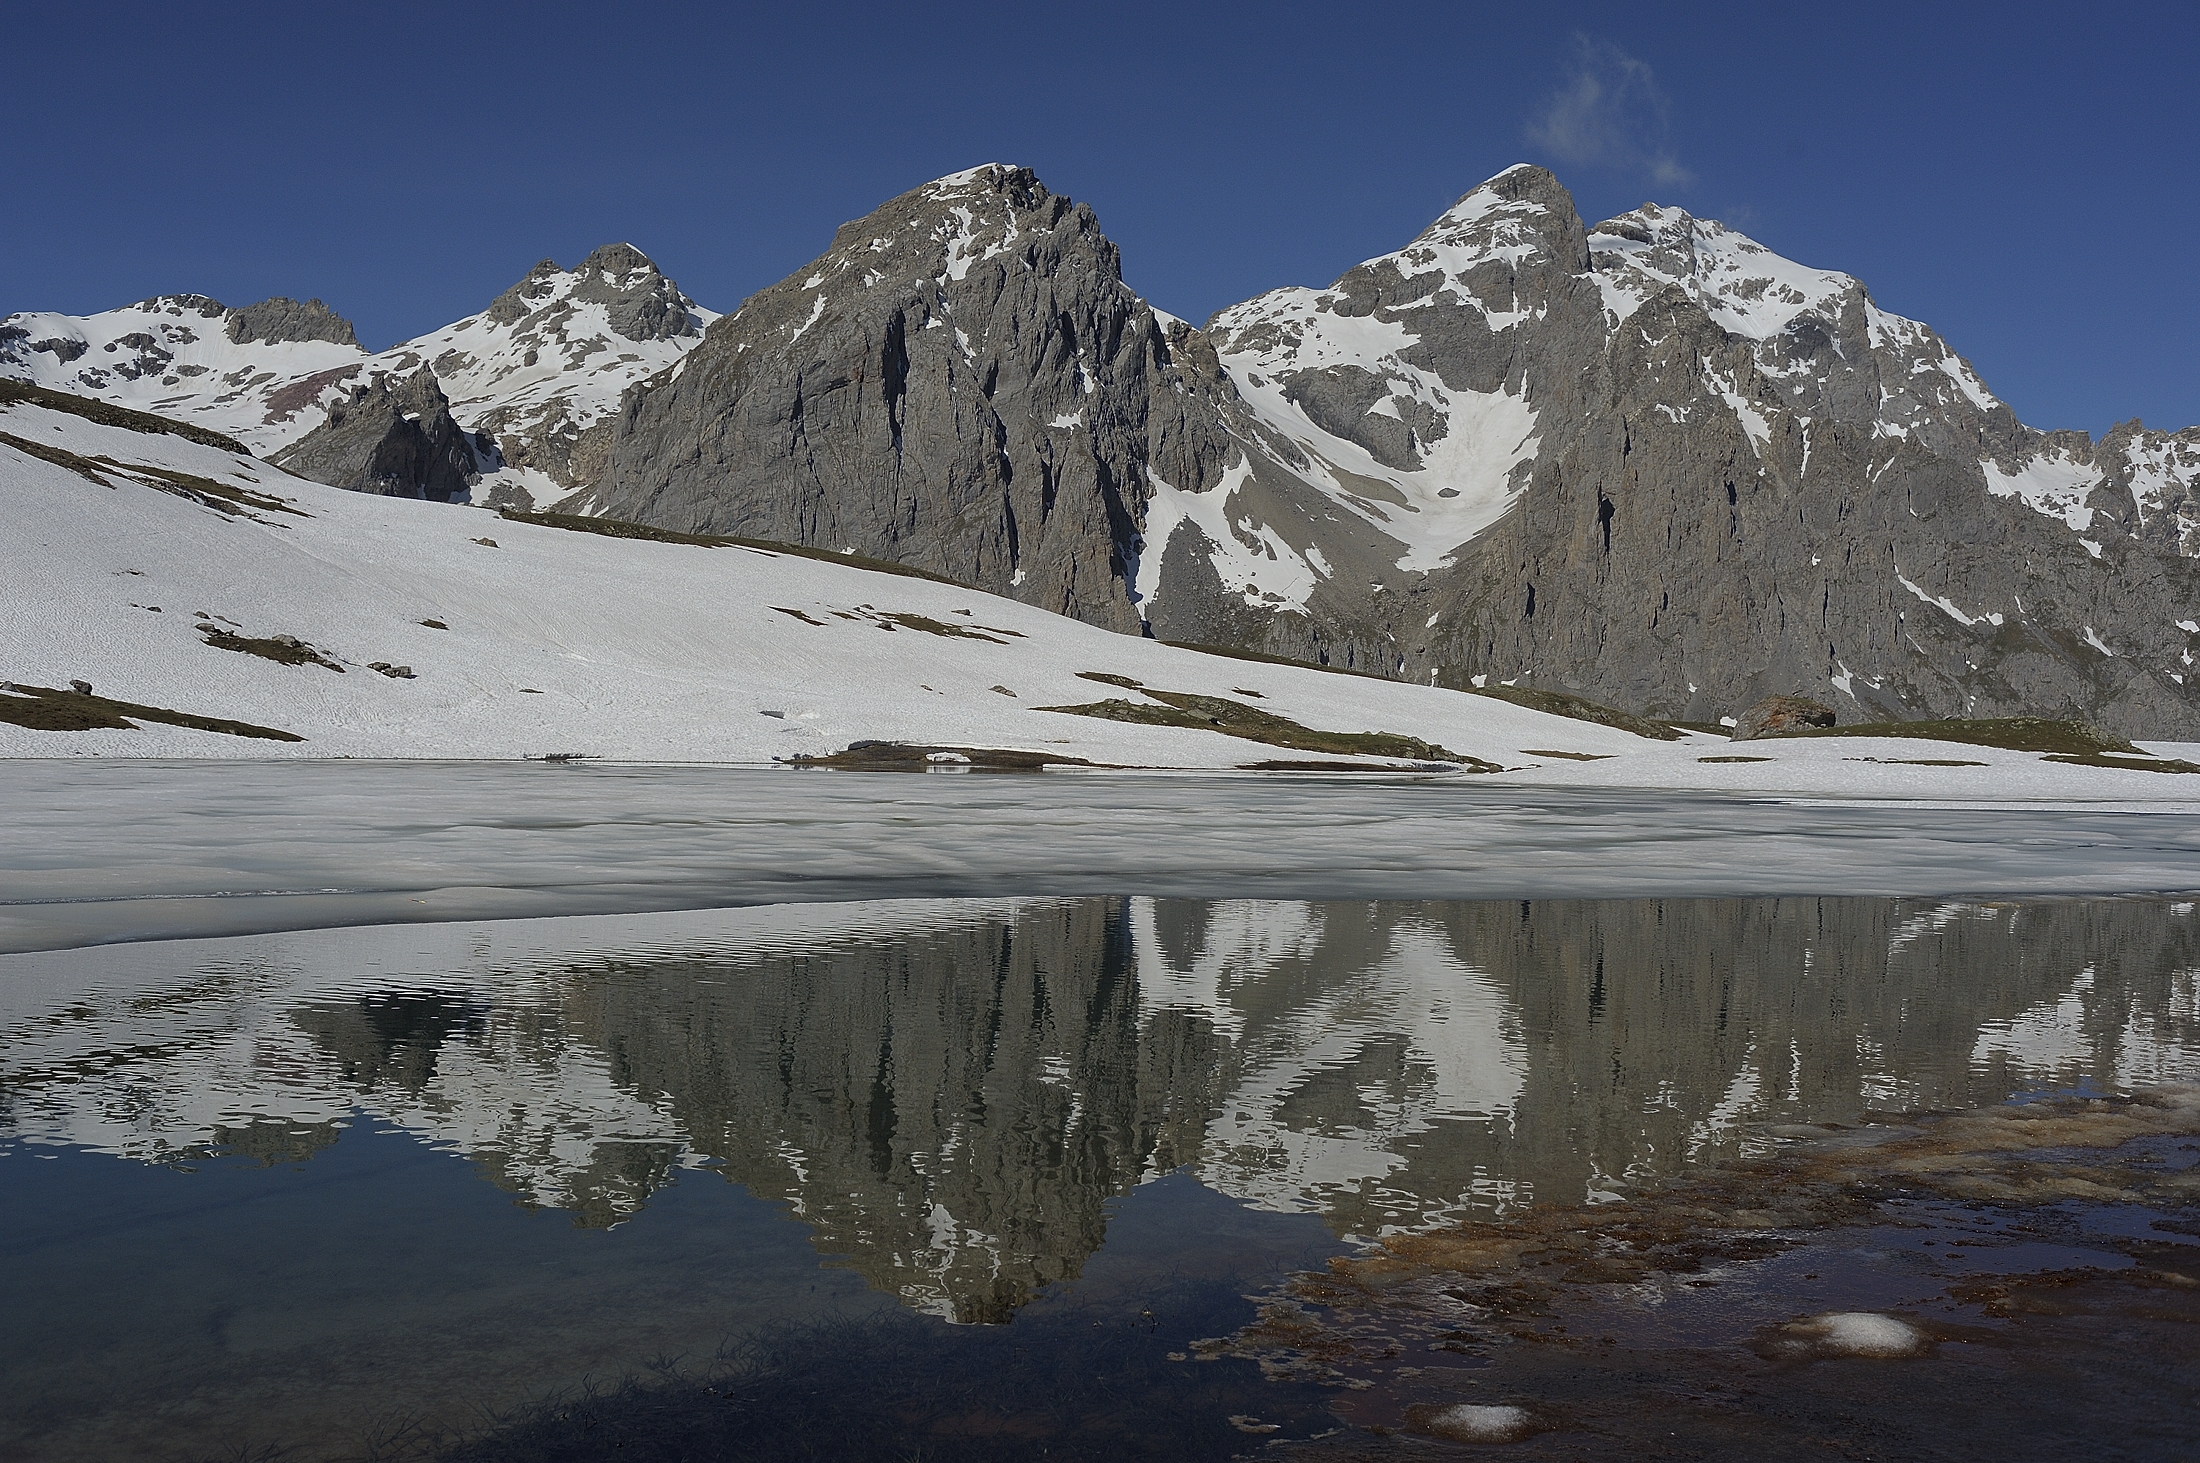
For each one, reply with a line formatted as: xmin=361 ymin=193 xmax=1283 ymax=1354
xmin=1215 ymin=1084 xmax=2200 ymax=1455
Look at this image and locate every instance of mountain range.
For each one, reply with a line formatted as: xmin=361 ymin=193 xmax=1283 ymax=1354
xmin=8 ymin=164 xmax=2195 ymax=737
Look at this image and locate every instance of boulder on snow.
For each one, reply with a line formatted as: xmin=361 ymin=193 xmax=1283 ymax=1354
xmin=1732 ymin=694 xmax=1837 ymax=741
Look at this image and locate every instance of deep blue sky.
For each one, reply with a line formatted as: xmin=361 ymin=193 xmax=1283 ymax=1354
xmin=6 ymin=1 xmax=2194 ymax=434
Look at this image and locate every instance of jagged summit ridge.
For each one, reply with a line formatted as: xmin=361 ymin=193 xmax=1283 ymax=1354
xmin=486 ymin=242 xmax=704 ymax=344
xmin=0 ymin=244 xmax=715 ymax=504
xmin=225 ymin=296 xmax=360 ymax=348
xmin=581 ymin=162 xmax=1247 ymax=632
xmin=3 ymin=163 xmax=2192 ymax=735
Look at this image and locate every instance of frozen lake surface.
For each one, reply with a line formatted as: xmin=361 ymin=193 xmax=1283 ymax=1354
xmin=4 ymin=759 xmax=2199 ymax=951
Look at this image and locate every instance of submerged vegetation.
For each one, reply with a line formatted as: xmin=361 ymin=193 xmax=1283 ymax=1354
xmin=1217 ymin=1083 xmax=2200 ymax=1458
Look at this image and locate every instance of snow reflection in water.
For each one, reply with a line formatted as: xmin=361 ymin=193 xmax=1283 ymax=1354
xmin=9 ymin=897 xmax=2197 ymax=1288
xmin=2 ymin=894 xmax=2196 ymax=1460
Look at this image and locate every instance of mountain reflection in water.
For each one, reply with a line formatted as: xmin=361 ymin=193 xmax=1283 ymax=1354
xmin=7 ymin=896 xmax=2194 ymax=1331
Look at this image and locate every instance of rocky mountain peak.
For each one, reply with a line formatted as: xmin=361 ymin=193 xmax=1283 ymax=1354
xmin=225 ymin=296 xmax=360 ymax=348
xmin=585 ymin=162 xmax=1242 ymax=631
xmin=483 ymin=245 xmax=702 ymax=343
xmin=569 ymin=244 xmax=701 ymax=342
xmin=1414 ymin=163 xmax=1590 ymax=272
xmin=574 ymin=241 xmax=660 ymax=281
xmin=788 ymin=163 xmax=1112 ymax=306
xmin=1588 ymin=204 xmax=1860 ymax=343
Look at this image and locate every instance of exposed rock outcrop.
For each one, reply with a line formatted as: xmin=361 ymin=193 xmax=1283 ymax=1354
xmin=1733 ymin=695 xmax=1837 ymax=741
xmin=272 ymin=368 xmax=481 ymax=501
xmin=1203 ymin=167 xmax=2200 ymax=738
xmin=225 ymin=296 xmax=360 ymax=348
xmin=585 ymin=166 xmax=1258 ymax=632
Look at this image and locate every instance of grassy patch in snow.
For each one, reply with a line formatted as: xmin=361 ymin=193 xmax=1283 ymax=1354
xmin=497 ymin=509 xmax=968 ymax=586
xmin=0 ymin=430 xmax=113 ymax=482
xmin=1 ymin=429 xmax=307 ymax=519
xmin=0 ymin=681 xmax=302 ymax=741
xmin=1848 ymin=757 xmax=1990 ymax=768
xmin=1699 ymin=755 xmax=1774 ymax=763
xmin=1469 ymin=684 xmax=1684 ymax=741
xmin=1163 ymin=647 xmax=1684 ymax=746
xmin=92 ymin=455 xmax=308 ymax=517
xmin=2042 ymin=752 xmax=2200 ymax=774
xmin=1522 ymin=749 xmax=1615 ymax=762
xmin=877 ymin=611 xmax=1020 ymax=642
xmin=1041 ymin=675 xmax=1499 ymax=770
xmin=1772 ymin=718 xmax=2143 ymax=756
xmin=0 ymin=379 xmax=249 ymax=452
xmin=196 ymin=624 xmax=345 ymax=672
xmin=786 ymin=742 xmax=1096 ymax=772
xmin=1238 ymin=759 xmax=1456 ymax=773
xmin=1160 ymin=639 xmax=1390 ymax=681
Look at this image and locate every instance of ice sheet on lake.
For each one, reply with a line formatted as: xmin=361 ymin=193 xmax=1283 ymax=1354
xmin=3 ymin=761 xmax=2199 ymax=952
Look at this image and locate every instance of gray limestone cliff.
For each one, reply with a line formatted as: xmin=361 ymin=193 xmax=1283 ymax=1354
xmin=583 ymin=165 xmax=1253 ymax=632
xmin=1200 ymin=167 xmax=2200 ymax=737
xmin=225 ymin=296 xmax=360 ymax=348
xmin=272 ymin=367 xmax=482 ymax=501
xmin=578 ymin=163 xmax=2196 ymax=734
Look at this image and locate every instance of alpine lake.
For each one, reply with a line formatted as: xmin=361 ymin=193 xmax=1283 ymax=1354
xmin=3 ymin=766 xmax=2197 ymax=1461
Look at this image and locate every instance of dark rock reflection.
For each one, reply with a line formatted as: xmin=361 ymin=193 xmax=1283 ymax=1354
xmin=5 ymin=896 xmax=2194 ymax=1323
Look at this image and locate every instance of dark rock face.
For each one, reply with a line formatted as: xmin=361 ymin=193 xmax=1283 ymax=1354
xmin=566 ymin=163 xmax=2197 ymax=737
xmin=1205 ymin=168 xmax=2200 ymax=739
xmin=272 ymin=368 xmax=479 ymax=501
xmin=225 ymin=297 xmax=360 ymax=348
xmin=585 ymin=166 xmax=1252 ymax=631
xmin=566 ymin=242 xmax=702 ymax=342
xmin=1733 ymin=695 xmax=1837 ymax=741
xmin=486 ymin=243 xmax=703 ymax=344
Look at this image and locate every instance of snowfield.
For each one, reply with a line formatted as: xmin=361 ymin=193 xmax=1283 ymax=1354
xmin=3 ymin=392 xmax=2198 ymax=801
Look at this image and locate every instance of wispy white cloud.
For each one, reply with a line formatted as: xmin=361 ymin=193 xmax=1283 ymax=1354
xmin=1525 ymin=36 xmax=1693 ymax=189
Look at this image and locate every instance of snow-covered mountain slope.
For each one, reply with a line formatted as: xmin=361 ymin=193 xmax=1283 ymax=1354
xmin=0 ymin=385 xmax=1627 ymax=767
xmin=6 ymin=386 xmax=2195 ymax=798
xmin=0 ymin=293 xmax=362 ymax=445
xmin=0 ymin=244 xmax=715 ymax=506
xmin=7 ymin=167 xmax=2196 ymax=738
xmin=1199 ymin=165 xmax=2200 ymax=737
xmin=1207 ymin=182 xmax=1562 ymax=573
